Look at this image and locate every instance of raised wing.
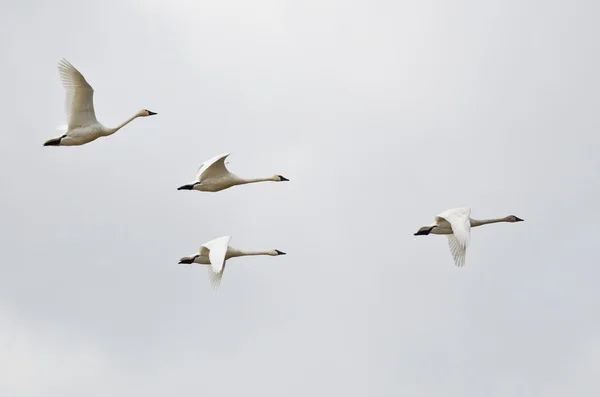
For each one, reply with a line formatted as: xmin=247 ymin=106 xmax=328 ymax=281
xmin=196 ymin=153 xmax=231 ymax=181
xmin=200 ymin=236 xmax=231 ymax=288
xmin=58 ymin=59 xmax=98 ymax=129
xmin=436 ymin=207 xmax=471 ymax=266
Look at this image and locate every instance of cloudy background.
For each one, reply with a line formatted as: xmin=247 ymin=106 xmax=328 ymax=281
xmin=1 ymin=0 xmax=599 ymax=395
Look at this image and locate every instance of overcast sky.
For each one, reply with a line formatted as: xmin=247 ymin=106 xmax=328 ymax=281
xmin=1 ymin=0 xmax=600 ymax=396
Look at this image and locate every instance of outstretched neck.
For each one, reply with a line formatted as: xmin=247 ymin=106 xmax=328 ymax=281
xmin=230 ymin=249 xmax=271 ymax=258
xmin=471 ymin=217 xmax=508 ymax=227
xmin=105 ymin=113 xmax=140 ymax=135
xmin=237 ymin=176 xmax=277 ymax=185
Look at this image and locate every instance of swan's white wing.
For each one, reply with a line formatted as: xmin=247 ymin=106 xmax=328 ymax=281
xmin=436 ymin=207 xmax=471 ymax=266
xmin=196 ymin=153 xmax=231 ymax=181
xmin=435 ymin=207 xmax=470 ymax=224
xmin=200 ymin=236 xmax=231 ymax=288
xmin=208 ymin=265 xmax=225 ymax=289
xmin=447 ymin=235 xmax=466 ymax=267
xmin=58 ymin=59 xmax=98 ymax=129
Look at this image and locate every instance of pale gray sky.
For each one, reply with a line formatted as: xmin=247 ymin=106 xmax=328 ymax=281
xmin=1 ymin=0 xmax=600 ymax=396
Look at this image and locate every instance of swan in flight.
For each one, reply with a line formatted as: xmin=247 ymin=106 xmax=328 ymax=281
xmin=177 ymin=153 xmax=289 ymax=192
xmin=178 ymin=236 xmax=286 ymax=288
xmin=43 ymin=59 xmax=157 ymax=147
xmin=414 ymin=207 xmax=523 ymax=267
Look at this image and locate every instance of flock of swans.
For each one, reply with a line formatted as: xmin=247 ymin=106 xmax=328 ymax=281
xmin=44 ymin=58 xmax=524 ymax=287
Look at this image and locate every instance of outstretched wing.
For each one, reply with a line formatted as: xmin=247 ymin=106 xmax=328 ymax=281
xmin=200 ymin=236 xmax=231 ymax=288
xmin=196 ymin=153 xmax=231 ymax=181
xmin=446 ymin=235 xmax=467 ymax=267
xmin=436 ymin=207 xmax=471 ymax=267
xmin=58 ymin=59 xmax=98 ymax=129
xmin=208 ymin=266 xmax=225 ymax=289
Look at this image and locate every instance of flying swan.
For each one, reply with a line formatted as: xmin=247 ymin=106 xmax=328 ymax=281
xmin=177 ymin=153 xmax=289 ymax=192
xmin=43 ymin=59 xmax=157 ymax=147
xmin=178 ymin=236 xmax=286 ymax=288
xmin=414 ymin=207 xmax=523 ymax=267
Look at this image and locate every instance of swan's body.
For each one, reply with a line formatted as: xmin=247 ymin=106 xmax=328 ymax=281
xmin=414 ymin=207 xmax=523 ymax=267
xmin=177 ymin=153 xmax=289 ymax=193
xmin=43 ymin=59 xmax=157 ymax=147
xmin=178 ymin=236 xmax=286 ymax=288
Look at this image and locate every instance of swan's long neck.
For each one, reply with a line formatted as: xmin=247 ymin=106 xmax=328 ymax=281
xmin=105 ymin=114 xmax=140 ymax=135
xmin=236 ymin=176 xmax=276 ymax=185
xmin=470 ymin=217 xmax=508 ymax=227
xmin=229 ymin=249 xmax=272 ymax=258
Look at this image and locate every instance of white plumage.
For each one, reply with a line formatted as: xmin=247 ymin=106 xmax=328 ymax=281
xmin=178 ymin=236 xmax=286 ymax=289
xmin=177 ymin=153 xmax=289 ymax=193
xmin=415 ymin=207 xmax=523 ymax=267
xmin=43 ymin=59 xmax=157 ymax=147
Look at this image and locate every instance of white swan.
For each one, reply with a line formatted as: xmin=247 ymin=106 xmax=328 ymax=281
xmin=43 ymin=59 xmax=157 ymax=147
xmin=414 ymin=207 xmax=523 ymax=267
xmin=177 ymin=153 xmax=289 ymax=192
xmin=178 ymin=236 xmax=286 ymax=288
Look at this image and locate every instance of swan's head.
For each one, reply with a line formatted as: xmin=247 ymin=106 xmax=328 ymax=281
xmin=177 ymin=183 xmax=197 ymax=190
xmin=274 ymin=175 xmax=289 ymax=182
xmin=138 ymin=109 xmax=158 ymax=117
xmin=414 ymin=225 xmax=435 ymax=236
xmin=270 ymin=249 xmax=286 ymax=256
xmin=505 ymin=215 xmax=524 ymax=223
xmin=178 ymin=256 xmax=195 ymax=264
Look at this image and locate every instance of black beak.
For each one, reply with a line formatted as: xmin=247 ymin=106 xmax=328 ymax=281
xmin=515 ymin=217 xmax=524 ymax=222
xmin=43 ymin=135 xmax=65 ymax=146
xmin=179 ymin=258 xmax=193 ymax=264
xmin=177 ymin=184 xmax=194 ymax=190
xmin=275 ymin=250 xmax=286 ymax=255
xmin=414 ymin=226 xmax=436 ymax=236
xmin=279 ymin=176 xmax=289 ymax=182
xmin=148 ymin=111 xmax=157 ymax=116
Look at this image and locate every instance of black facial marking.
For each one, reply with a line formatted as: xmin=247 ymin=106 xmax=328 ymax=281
xmin=278 ymin=175 xmax=289 ymax=182
xmin=43 ymin=134 xmax=66 ymax=147
xmin=179 ymin=255 xmax=199 ymax=264
xmin=275 ymin=250 xmax=286 ymax=255
xmin=414 ymin=226 xmax=436 ymax=236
